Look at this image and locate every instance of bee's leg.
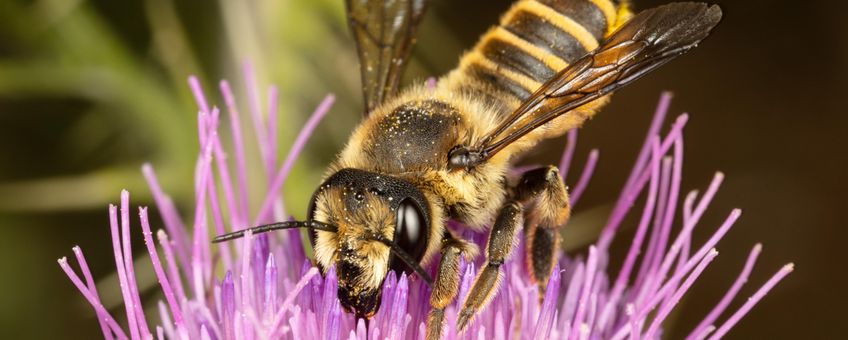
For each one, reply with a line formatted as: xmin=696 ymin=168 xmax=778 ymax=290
xmin=456 ymin=201 xmax=523 ymax=330
xmin=427 ymin=236 xmax=477 ymax=340
xmin=514 ymin=165 xmax=570 ymax=295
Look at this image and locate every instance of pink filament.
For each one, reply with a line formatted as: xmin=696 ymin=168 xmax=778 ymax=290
xmin=254 ymin=94 xmax=335 ymax=225
xmin=139 ymin=207 xmax=184 ymax=326
xmin=707 ymin=263 xmax=794 ymax=340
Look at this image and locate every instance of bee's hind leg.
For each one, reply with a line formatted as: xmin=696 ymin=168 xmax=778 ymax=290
xmin=448 ymin=165 xmax=569 ymax=332
xmin=514 ymin=165 xmax=571 ymax=296
xmin=426 ymin=235 xmax=477 ymax=340
xmin=456 ymin=201 xmax=523 ymax=331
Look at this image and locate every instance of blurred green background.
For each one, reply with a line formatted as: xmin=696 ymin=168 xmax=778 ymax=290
xmin=0 ymin=0 xmax=844 ymax=338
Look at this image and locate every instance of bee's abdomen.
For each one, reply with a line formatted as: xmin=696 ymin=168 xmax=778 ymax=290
xmin=451 ymin=0 xmax=623 ymax=112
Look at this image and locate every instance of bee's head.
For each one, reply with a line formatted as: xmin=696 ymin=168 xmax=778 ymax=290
xmin=308 ymin=168 xmax=432 ymax=319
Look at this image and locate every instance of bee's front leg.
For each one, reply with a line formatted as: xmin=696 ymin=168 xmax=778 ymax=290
xmin=456 ymin=201 xmax=523 ymax=331
xmin=514 ymin=165 xmax=571 ymax=295
xmin=426 ymin=235 xmax=477 ymax=340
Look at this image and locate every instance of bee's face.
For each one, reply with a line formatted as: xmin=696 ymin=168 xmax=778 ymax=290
xmin=308 ymin=168 xmax=430 ymax=319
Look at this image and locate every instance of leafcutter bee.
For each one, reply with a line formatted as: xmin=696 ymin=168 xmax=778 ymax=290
xmin=213 ymin=0 xmax=722 ymax=338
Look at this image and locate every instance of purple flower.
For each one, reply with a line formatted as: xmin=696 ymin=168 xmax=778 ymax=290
xmin=59 ymin=67 xmax=792 ymax=340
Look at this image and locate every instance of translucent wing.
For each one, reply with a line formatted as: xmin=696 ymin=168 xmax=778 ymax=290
xmin=448 ymin=3 xmax=722 ymax=169
xmin=346 ymin=0 xmax=427 ymax=115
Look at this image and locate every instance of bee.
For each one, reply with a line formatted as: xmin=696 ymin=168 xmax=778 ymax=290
xmin=214 ymin=0 xmax=722 ymax=338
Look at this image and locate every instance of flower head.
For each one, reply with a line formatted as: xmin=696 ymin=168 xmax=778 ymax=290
xmin=59 ymin=67 xmax=792 ymax=339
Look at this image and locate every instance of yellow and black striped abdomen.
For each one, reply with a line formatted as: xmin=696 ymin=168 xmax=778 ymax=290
xmin=448 ymin=0 xmax=628 ymax=114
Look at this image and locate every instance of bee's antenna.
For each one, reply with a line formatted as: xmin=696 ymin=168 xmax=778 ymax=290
xmin=372 ymin=236 xmax=434 ymax=286
xmin=212 ymin=220 xmax=337 ymax=243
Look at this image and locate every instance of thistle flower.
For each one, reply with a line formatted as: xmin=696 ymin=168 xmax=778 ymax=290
xmin=59 ymin=67 xmax=792 ymax=340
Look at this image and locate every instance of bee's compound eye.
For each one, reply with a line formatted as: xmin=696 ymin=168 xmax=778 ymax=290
xmin=394 ymin=199 xmax=428 ymax=265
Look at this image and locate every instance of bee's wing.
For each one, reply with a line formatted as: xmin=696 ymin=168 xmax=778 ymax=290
xmin=471 ymin=3 xmax=722 ymax=160
xmin=346 ymin=0 xmax=427 ymax=116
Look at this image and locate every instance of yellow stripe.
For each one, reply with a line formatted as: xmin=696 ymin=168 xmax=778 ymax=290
xmin=506 ymin=0 xmax=599 ymax=51
xmin=460 ymin=50 xmax=542 ymax=94
xmin=588 ymin=0 xmax=618 ymax=33
xmin=613 ymin=2 xmax=634 ymax=33
xmin=484 ymin=27 xmax=569 ymax=71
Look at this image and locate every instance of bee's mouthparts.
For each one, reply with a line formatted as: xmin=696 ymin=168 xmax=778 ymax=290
xmin=338 ymin=283 xmax=382 ymax=319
